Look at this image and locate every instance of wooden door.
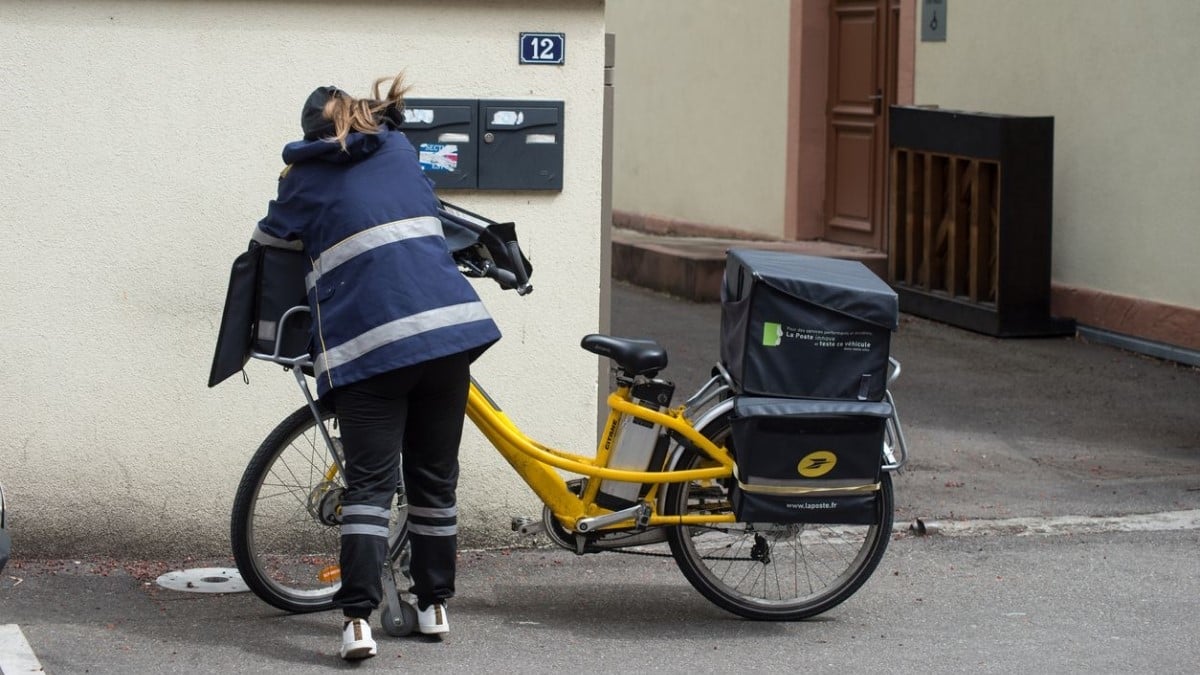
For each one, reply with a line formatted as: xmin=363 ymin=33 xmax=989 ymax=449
xmin=824 ymin=0 xmax=897 ymax=250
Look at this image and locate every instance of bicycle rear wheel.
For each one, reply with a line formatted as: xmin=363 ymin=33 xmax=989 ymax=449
xmin=230 ymin=401 xmax=408 ymax=613
xmin=664 ymin=413 xmax=893 ymax=620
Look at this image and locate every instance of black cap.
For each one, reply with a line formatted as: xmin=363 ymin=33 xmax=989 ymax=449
xmin=300 ymin=85 xmax=345 ymax=140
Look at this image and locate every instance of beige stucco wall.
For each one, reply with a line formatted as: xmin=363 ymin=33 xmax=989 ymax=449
xmin=607 ymin=0 xmax=791 ymax=237
xmin=0 ymin=0 xmax=606 ymax=557
xmin=914 ymin=0 xmax=1200 ymax=310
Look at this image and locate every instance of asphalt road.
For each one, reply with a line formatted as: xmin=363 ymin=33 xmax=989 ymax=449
xmin=3 ymin=281 xmax=1199 ymax=673
xmin=4 ymin=529 xmax=1199 ymax=674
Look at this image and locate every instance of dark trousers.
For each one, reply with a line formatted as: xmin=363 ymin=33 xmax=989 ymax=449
xmin=330 ymin=352 xmax=471 ymax=618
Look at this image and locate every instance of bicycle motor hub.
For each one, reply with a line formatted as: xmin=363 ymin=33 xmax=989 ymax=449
xmin=307 ymin=481 xmax=345 ymax=526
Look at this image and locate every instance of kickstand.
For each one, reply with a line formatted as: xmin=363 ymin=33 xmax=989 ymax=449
xmin=379 ymin=564 xmax=416 ymax=637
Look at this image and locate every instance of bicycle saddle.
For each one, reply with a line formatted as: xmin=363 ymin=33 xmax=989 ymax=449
xmin=580 ymin=334 xmax=668 ymax=377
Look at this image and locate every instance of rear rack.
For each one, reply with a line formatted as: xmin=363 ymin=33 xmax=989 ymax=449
xmin=249 ymin=305 xmax=344 ymax=473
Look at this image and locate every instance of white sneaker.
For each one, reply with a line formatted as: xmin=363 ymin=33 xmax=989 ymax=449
xmin=340 ymin=618 xmax=377 ymax=660
xmin=417 ymin=602 xmax=449 ymax=636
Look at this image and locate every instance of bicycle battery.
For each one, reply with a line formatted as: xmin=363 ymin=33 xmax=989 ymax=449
xmin=596 ymin=380 xmax=674 ymax=511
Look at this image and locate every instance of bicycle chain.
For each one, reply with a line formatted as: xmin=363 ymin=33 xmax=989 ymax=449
xmin=609 ymin=547 xmax=672 ymax=558
xmin=606 ymin=523 xmax=760 ymax=563
xmin=609 ymin=547 xmax=758 ymax=563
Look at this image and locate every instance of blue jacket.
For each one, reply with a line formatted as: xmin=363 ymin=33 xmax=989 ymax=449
xmin=254 ymin=130 xmax=501 ymax=397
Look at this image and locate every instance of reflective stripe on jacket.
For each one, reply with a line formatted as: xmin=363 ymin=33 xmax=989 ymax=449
xmin=255 ymin=130 xmax=500 ymax=396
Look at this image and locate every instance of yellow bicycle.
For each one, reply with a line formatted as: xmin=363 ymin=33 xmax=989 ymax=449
xmin=229 ymin=205 xmax=908 ymax=633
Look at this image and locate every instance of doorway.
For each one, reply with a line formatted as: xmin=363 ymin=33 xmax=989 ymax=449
xmin=822 ymin=0 xmax=902 ymax=250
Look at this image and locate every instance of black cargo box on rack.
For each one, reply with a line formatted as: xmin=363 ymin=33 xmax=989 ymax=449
xmin=720 ymin=249 xmax=898 ymax=401
xmin=729 ymin=396 xmax=891 ymax=525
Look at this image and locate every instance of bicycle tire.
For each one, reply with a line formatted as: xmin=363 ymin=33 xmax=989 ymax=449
xmin=664 ymin=411 xmax=894 ymax=620
xmin=230 ymin=401 xmax=409 ymax=613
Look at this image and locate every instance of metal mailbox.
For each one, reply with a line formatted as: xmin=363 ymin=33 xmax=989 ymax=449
xmin=399 ymin=98 xmax=478 ymax=189
xmin=478 ymin=100 xmax=564 ymax=191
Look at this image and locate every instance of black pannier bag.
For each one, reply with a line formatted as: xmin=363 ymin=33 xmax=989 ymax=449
xmin=720 ymin=249 xmax=898 ymax=401
xmin=208 ymin=243 xmax=311 ymax=388
xmin=208 ymin=244 xmax=261 ymax=387
xmin=252 ymin=246 xmax=311 ymax=359
xmin=729 ymin=396 xmax=892 ymax=525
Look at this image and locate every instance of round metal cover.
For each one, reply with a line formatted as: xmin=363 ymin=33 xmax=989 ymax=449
xmin=155 ymin=567 xmax=249 ymax=594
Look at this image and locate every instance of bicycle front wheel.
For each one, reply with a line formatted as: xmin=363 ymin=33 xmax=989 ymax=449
xmin=230 ymin=401 xmax=408 ymax=613
xmin=664 ymin=413 xmax=894 ymax=620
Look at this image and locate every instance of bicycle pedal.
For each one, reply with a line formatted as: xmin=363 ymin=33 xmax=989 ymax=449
xmin=510 ymin=517 xmax=544 ymax=535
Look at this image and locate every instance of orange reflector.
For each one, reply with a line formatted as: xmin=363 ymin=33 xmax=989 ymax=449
xmin=317 ymin=565 xmax=341 ymax=583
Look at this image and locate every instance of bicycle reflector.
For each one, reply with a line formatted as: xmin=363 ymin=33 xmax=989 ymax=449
xmin=318 ymin=565 xmax=342 ymax=583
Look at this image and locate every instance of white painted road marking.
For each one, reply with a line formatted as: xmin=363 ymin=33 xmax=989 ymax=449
xmin=0 ymin=624 xmax=44 ymax=673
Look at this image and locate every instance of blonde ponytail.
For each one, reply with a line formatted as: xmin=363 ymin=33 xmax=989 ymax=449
xmin=322 ymin=73 xmax=412 ymax=150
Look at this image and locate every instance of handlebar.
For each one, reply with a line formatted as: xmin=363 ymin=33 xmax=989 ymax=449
xmin=439 ymin=203 xmax=533 ymax=296
xmin=454 ymin=253 xmax=533 ymax=295
xmin=504 ymin=240 xmax=531 ymax=291
xmin=481 ymin=259 xmax=533 ymax=295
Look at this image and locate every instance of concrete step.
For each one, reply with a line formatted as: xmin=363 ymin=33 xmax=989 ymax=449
xmin=611 ymin=227 xmax=889 ymax=302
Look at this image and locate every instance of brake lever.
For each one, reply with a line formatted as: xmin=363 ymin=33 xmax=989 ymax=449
xmin=456 ymin=258 xmax=489 ymax=278
xmin=456 ymin=256 xmax=532 ymax=294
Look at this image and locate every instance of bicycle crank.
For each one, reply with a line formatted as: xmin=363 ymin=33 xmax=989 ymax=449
xmin=534 ymin=479 xmax=669 ymax=553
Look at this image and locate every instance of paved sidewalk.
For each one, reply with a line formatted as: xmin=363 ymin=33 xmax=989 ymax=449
xmin=610 ymin=281 xmax=1200 ymax=524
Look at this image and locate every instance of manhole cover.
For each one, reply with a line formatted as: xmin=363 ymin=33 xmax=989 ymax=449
xmin=155 ymin=567 xmax=249 ymax=594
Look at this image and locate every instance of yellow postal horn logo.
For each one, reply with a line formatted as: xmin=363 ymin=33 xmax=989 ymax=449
xmin=797 ymin=451 xmax=837 ymax=478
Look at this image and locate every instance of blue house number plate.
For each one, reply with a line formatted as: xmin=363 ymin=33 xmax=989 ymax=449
xmin=520 ymin=32 xmax=565 ymax=65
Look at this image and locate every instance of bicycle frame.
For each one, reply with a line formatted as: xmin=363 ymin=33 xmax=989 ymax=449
xmin=466 ymin=378 xmax=738 ymax=531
